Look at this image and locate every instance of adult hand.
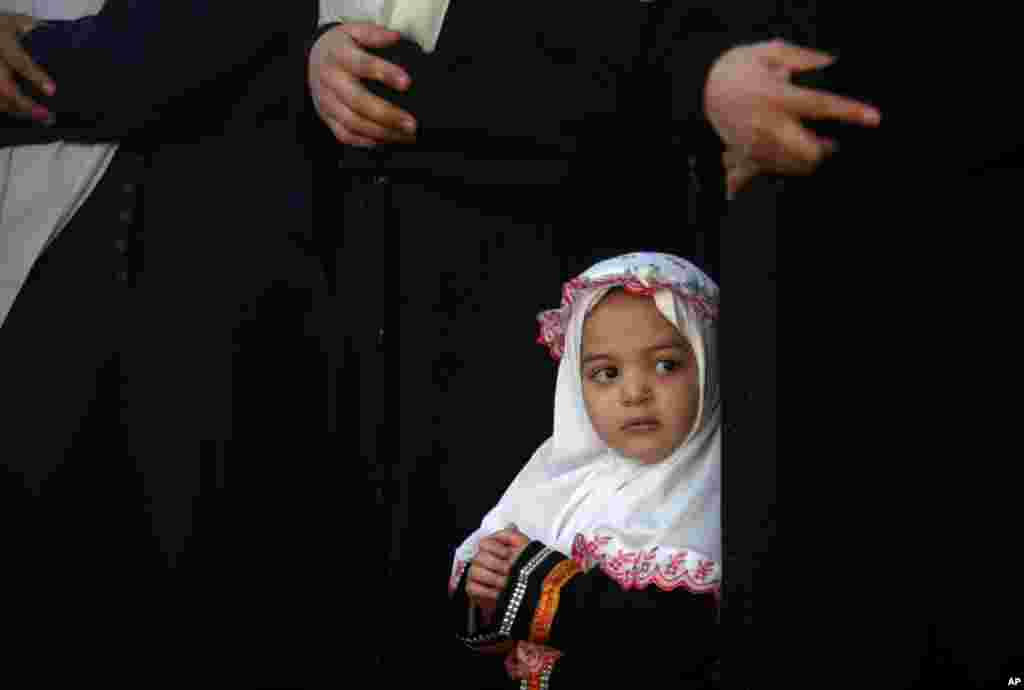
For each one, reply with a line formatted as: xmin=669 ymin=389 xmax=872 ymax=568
xmin=0 ymin=12 xmax=55 ymax=120
xmin=722 ymin=146 xmax=761 ymax=200
xmin=466 ymin=526 xmax=532 ymax=625
xmin=308 ymin=22 xmax=418 ymax=147
xmin=705 ymin=39 xmax=880 ymax=192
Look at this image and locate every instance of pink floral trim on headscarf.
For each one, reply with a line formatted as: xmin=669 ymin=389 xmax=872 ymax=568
xmin=537 ymin=253 xmax=719 ymax=360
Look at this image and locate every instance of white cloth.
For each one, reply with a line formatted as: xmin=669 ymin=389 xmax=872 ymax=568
xmin=0 ymin=0 xmax=116 ymax=327
xmin=319 ymin=0 xmax=657 ymax=54
xmin=319 ymin=0 xmax=451 ymax=53
xmin=451 ymin=253 xmax=721 ymax=596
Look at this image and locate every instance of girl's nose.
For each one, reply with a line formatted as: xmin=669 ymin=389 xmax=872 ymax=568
xmin=621 ymin=373 xmax=653 ymax=406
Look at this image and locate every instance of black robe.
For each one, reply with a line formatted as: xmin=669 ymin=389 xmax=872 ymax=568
xmin=0 ymin=4 xmax=340 ymax=684
xmin=723 ymin=6 xmax=1023 ymax=688
xmin=450 ymin=541 xmax=719 ymax=687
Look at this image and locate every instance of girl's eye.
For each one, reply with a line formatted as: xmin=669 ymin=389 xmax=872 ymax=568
xmin=589 ymin=367 xmax=618 ymax=383
xmin=656 ymin=359 xmax=680 ymax=375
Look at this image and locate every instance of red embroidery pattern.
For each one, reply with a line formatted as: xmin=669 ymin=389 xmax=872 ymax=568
xmin=449 ymin=559 xmax=468 ymax=596
xmin=571 ymin=533 xmax=720 ymax=595
xmin=518 ymin=642 xmax=563 ymax=675
xmin=505 ymin=642 xmax=563 ymax=685
xmin=536 ymin=275 xmax=718 ymax=360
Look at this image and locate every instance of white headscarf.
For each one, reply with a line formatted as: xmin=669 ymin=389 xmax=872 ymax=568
xmin=450 ymin=252 xmax=721 ymax=597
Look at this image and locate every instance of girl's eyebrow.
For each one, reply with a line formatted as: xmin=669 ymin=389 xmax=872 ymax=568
xmin=581 ymin=352 xmax=612 ymax=366
xmin=583 ymin=340 xmax=686 ymax=365
xmin=647 ymin=340 xmax=687 ymax=352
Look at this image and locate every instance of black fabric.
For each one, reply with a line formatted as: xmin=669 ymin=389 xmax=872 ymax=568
xmin=500 ymin=544 xmax=559 ymax=643
xmin=718 ymin=175 xmax=776 ymax=690
xmin=1 ymin=147 xmax=161 ymax=568
xmin=545 ymin=566 xmax=718 ymax=685
xmin=495 ymin=541 xmax=549 ymax=639
xmin=0 ymin=5 xmax=342 ymax=684
xmin=719 ymin=6 xmax=1024 ymax=689
xmin=451 ymin=544 xmax=718 ymax=686
xmin=450 ymin=568 xmax=522 ymax=690
xmin=507 ymin=541 xmax=548 ymax=580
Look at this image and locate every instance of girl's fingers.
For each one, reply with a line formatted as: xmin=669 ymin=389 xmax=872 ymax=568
xmin=492 ymin=529 xmax=529 ymax=548
xmin=474 ymin=550 xmax=512 ymax=575
xmin=478 ymin=538 xmax=511 ymax=560
xmin=469 ymin=563 xmax=508 ymax=591
xmin=466 ymin=580 xmax=502 ymax=601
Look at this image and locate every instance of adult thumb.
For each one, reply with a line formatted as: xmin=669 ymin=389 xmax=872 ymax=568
xmin=10 ymin=13 xmax=38 ymax=35
xmin=762 ymin=38 xmax=835 ymax=73
xmin=342 ymin=21 xmax=404 ymax=49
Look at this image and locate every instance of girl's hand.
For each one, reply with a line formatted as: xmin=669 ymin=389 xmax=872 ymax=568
xmin=466 ymin=526 xmax=532 ymax=620
xmin=467 ymin=533 xmax=514 ymax=606
xmin=490 ymin=526 xmax=531 ymax=563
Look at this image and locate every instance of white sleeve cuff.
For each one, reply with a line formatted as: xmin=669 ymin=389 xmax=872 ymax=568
xmin=318 ymin=0 xmax=388 ymax=27
xmin=317 ymin=0 xmax=452 ymax=53
xmin=388 ymin=0 xmax=451 ymax=53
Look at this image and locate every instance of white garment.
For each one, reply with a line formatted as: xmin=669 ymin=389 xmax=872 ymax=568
xmin=0 ymin=0 xmax=116 ymax=327
xmin=451 ymin=253 xmax=721 ymax=597
xmin=318 ymin=0 xmax=451 ymax=54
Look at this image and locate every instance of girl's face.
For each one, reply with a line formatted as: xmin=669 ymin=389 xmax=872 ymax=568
xmin=580 ymin=290 xmax=700 ymax=465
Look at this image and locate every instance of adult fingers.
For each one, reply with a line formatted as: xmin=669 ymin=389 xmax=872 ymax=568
xmin=6 ymin=12 xmax=38 ymax=34
xmin=346 ymin=22 xmax=405 ymax=50
xmin=722 ymin=147 xmax=750 ymax=171
xmin=312 ymin=25 xmax=416 ymax=136
xmin=316 ymin=78 xmax=415 ymax=144
xmin=726 ymin=162 xmax=760 ymax=200
xmin=756 ymin=116 xmax=829 ymax=174
xmin=321 ymin=68 xmax=416 ymax=140
xmin=759 ymin=38 xmax=835 ymax=73
xmin=0 ymin=65 xmax=48 ymax=119
xmin=2 ymin=39 xmax=55 ymax=97
xmin=340 ymin=22 xmax=403 ymax=50
xmin=320 ymin=111 xmax=378 ymax=148
xmin=333 ymin=27 xmax=411 ymax=92
xmin=781 ymin=82 xmax=881 ymax=127
xmin=723 ymin=146 xmax=761 ymax=199
xmin=7 ymin=87 xmax=46 ymax=119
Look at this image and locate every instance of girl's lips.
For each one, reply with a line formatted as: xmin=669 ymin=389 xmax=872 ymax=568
xmin=622 ymin=417 xmax=660 ymax=431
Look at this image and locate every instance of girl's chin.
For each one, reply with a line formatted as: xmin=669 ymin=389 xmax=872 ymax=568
xmin=615 ymin=444 xmax=673 ymax=465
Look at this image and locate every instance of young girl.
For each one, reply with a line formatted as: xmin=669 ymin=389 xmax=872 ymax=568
xmin=448 ymin=252 xmax=720 ymax=687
